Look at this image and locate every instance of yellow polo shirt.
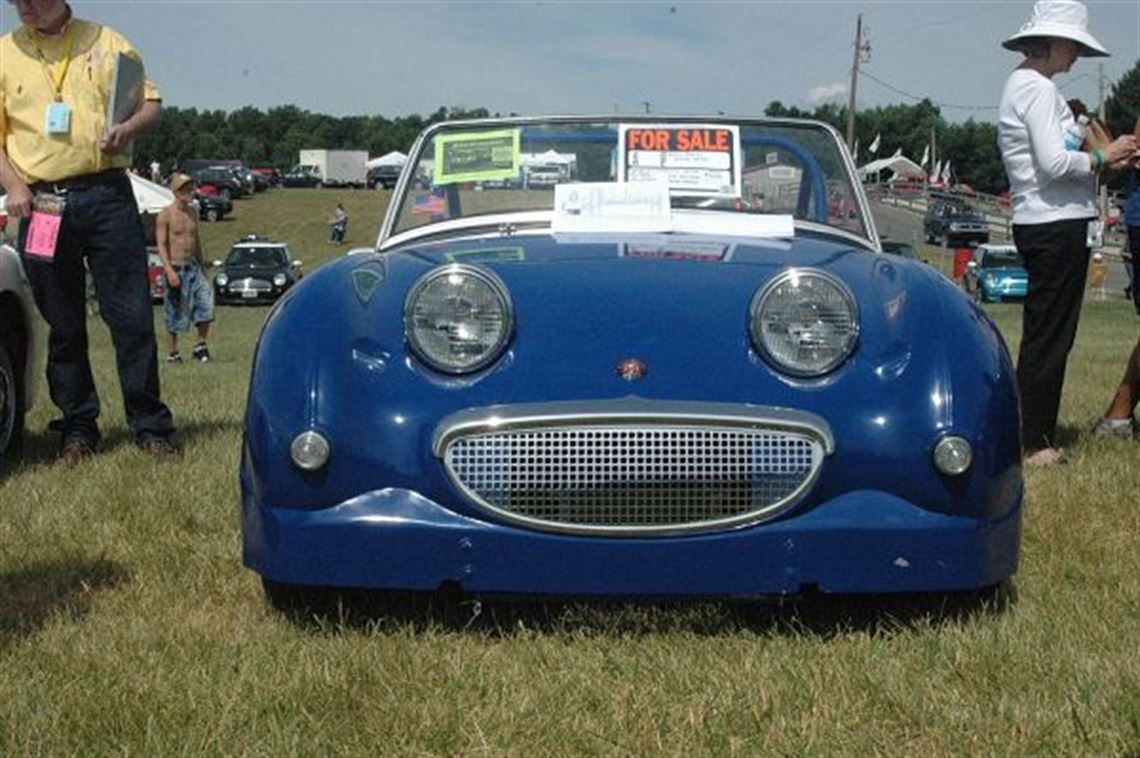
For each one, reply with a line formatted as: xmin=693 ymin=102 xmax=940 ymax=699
xmin=0 ymin=16 xmax=161 ymax=183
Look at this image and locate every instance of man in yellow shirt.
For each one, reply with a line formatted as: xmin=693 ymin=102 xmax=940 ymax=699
xmin=0 ymin=0 xmax=176 ymax=462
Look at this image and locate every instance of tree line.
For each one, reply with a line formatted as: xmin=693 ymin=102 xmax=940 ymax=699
xmin=135 ymin=61 xmax=1140 ymax=197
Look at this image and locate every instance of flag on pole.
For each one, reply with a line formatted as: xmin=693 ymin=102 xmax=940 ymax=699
xmin=853 ymin=139 xmax=860 ymax=162
xmin=941 ymin=160 xmax=952 ymax=184
xmin=868 ymin=133 xmax=881 ymax=154
xmin=920 ymin=144 xmax=929 ymax=168
xmin=930 ymin=160 xmax=943 ymax=184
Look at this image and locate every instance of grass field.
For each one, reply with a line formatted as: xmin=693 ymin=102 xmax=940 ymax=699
xmin=2 ymin=189 xmax=1139 ymax=755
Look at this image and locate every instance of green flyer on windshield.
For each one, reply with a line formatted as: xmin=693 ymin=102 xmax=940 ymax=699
xmin=434 ymin=128 xmax=520 ymax=184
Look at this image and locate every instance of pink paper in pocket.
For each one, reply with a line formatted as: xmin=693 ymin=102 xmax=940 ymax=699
xmin=25 ymin=211 xmax=62 ymax=260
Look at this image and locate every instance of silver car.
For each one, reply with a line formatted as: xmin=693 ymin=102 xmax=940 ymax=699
xmin=1 ymin=243 xmax=41 ymax=467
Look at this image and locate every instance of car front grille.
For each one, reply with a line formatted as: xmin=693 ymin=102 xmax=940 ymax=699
xmin=438 ymin=403 xmax=829 ymax=536
xmin=228 ymin=277 xmax=271 ymax=292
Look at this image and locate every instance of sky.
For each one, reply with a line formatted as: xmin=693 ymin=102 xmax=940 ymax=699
xmin=2 ymin=1 xmax=1139 ymax=124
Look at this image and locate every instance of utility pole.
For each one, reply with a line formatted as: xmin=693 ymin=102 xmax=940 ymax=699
xmin=641 ymin=100 xmax=651 ymax=114
xmin=1097 ymin=62 xmax=1106 ymax=121
xmin=845 ymin=15 xmax=862 ymax=151
xmin=1097 ymin=62 xmax=1107 ymax=220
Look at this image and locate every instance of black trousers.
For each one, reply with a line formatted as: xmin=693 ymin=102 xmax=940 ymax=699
xmin=1013 ymin=218 xmax=1092 ymax=451
xmin=18 ymin=172 xmax=173 ymax=446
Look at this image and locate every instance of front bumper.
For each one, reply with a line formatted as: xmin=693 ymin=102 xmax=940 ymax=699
xmin=243 ymin=487 xmax=1021 ymax=597
xmin=214 ymin=283 xmax=286 ymax=303
xmin=981 ymin=281 xmax=1027 ymax=302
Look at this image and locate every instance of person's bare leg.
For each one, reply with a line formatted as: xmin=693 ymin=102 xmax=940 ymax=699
xmin=1103 ymin=337 xmax=1140 ymax=420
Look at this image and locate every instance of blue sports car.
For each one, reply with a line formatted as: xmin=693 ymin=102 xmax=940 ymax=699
xmin=242 ymin=116 xmax=1022 ymax=606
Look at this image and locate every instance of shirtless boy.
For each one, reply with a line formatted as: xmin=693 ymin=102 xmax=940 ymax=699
xmin=156 ymin=174 xmax=214 ymax=362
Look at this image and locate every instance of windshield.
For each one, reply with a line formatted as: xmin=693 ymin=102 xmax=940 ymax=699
xmin=385 ymin=117 xmax=869 ymax=244
xmin=982 ymin=252 xmax=1022 ymax=268
xmin=947 ymin=205 xmax=980 ymax=219
xmin=226 ymin=246 xmax=287 ymax=267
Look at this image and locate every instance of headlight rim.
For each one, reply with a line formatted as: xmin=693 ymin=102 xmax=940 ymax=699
xmin=749 ymin=267 xmax=860 ymax=379
xmin=403 ymin=263 xmax=514 ymax=375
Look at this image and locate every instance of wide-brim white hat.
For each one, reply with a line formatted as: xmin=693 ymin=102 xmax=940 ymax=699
xmin=1003 ymin=0 xmax=1109 ymax=57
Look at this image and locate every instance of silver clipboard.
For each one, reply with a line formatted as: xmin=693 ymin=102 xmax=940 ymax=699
xmin=105 ymin=52 xmax=144 ymax=133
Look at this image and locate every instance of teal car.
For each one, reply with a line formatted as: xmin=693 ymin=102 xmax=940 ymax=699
xmin=967 ymin=245 xmax=1028 ymax=304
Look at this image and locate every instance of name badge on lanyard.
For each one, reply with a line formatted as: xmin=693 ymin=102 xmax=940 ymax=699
xmin=37 ymin=24 xmax=76 ymax=136
xmin=45 ymin=101 xmax=72 ymax=134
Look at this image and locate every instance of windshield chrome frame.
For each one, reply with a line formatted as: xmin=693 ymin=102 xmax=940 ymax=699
xmin=376 ymin=115 xmax=879 ymax=252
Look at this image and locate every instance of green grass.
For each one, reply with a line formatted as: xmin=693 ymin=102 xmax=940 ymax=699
xmin=3 ymin=190 xmax=1140 ymax=755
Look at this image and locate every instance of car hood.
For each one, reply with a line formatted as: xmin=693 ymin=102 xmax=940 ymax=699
xmin=220 ymin=265 xmax=286 ymax=278
xmin=251 ymin=229 xmax=1019 ymax=520
xmin=980 ymin=266 xmax=1027 ymax=278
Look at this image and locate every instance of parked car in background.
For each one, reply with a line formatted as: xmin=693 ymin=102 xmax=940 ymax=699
xmin=146 ymin=249 xmax=165 ymax=303
xmin=367 ymin=164 xmax=401 ymax=190
xmin=251 ymin=167 xmax=282 ymax=187
xmin=964 ymin=244 xmax=1028 ymax=304
xmin=0 ymin=244 xmax=40 ymax=467
xmin=281 ymin=166 xmax=322 ymax=188
xmin=242 ymin=115 xmax=1023 ymax=611
xmin=923 ymin=200 xmax=989 ymax=247
xmin=192 ymin=167 xmax=245 ymax=200
xmin=195 ymin=192 xmax=232 ymax=223
xmin=213 ymin=235 xmax=303 ymax=304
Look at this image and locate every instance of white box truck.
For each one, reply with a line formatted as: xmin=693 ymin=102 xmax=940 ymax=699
xmin=298 ymin=149 xmax=368 ymax=187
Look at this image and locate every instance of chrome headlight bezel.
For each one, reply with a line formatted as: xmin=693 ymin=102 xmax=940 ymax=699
xmin=273 ymin=272 xmax=288 ymax=287
xmin=404 ymin=264 xmax=514 ymax=375
xmin=749 ymin=268 xmax=860 ymax=378
xmin=215 ymin=272 xmax=229 ymax=287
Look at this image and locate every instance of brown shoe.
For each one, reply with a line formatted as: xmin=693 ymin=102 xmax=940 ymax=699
xmin=59 ymin=438 xmax=95 ymax=465
xmin=140 ymin=437 xmax=181 ymax=462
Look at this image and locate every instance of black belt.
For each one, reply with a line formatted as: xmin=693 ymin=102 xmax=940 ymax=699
xmin=31 ymin=169 xmax=127 ymax=195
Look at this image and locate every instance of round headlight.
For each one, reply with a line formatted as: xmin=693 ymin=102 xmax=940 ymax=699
xmin=933 ymin=435 xmax=972 ymax=476
xmin=290 ymin=430 xmax=330 ymax=471
xmin=216 ymin=273 xmax=229 ymax=287
xmin=750 ymin=269 xmax=859 ymax=377
xmin=273 ymin=273 xmax=287 ymax=287
xmin=404 ymin=264 xmax=513 ymax=374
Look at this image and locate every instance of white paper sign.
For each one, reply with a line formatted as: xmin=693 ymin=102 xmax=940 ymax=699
xmin=551 ymin=182 xmax=672 ymax=234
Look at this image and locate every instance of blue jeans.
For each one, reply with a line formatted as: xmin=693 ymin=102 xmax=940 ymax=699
xmin=18 ymin=171 xmax=173 ymax=446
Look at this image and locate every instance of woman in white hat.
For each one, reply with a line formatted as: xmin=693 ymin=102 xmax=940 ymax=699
xmin=998 ymin=0 xmax=1137 ymax=466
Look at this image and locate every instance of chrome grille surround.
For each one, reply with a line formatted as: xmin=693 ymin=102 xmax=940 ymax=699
xmin=434 ymin=400 xmax=833 ymax=536
xmin=229 ymin=277 xmax=271 ymax=293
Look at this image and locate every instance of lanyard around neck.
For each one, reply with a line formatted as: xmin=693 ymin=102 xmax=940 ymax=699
xmin=33 ymin=24 xmax=76 ymax=102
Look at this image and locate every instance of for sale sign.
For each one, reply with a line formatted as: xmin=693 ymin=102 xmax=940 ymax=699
xmin=618 ymin=124 xmax=742 ymax=197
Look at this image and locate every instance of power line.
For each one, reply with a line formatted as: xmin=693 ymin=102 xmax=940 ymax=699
xmin=859 ymin=70 xmax=998 ymax=112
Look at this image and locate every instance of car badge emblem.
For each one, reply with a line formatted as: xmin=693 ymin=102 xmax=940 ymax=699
xmin=616 ymin=358 xmax=647 ymax=381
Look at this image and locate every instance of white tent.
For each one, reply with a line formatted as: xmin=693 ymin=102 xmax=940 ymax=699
xmin=521 ymin=149 xmax=575 ymax=166
xmin=858 ymin=155 xmax=926 ymax=181
xmin=129 ymin=173 xmax=174 ymax=213
xmin=1 ymin=172 xmax=173 ymax=215
xmin=366 ymin=150 xmax=407 ymax=170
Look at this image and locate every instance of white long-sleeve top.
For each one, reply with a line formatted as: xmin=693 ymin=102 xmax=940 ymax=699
xmin=998 ymin=67 xmax=1097 ymax=225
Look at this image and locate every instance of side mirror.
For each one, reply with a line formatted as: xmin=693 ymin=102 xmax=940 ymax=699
xmin=212 ymin=259 xmax=222 ymax=268
xmin=966 ymin=261 xmax=978 ymax=270
xmin=292 ymin=260 xmax=303 ymax=268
